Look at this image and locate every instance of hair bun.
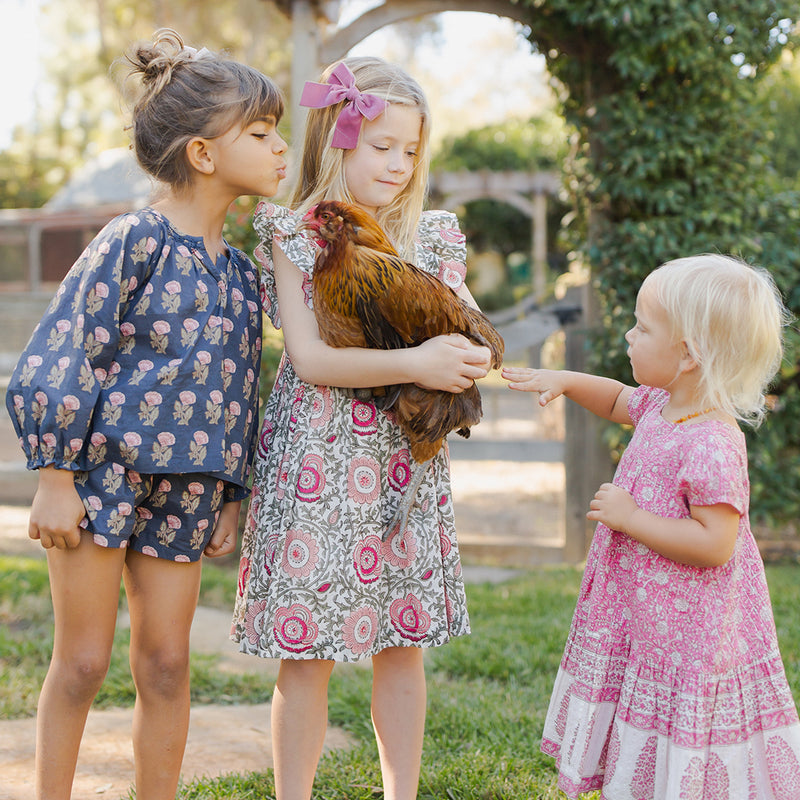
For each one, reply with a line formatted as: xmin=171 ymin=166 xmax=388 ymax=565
xmin=127 ymin=28 xmax=198 ymax=98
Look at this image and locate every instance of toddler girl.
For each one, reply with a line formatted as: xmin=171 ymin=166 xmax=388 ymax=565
xmin=5 ymin=29 xmax=286 ymax=800
xmin=504 ymin=253 xmax=800 ymax=797
xmin=231 ymin=57 xmax=491 ymax=800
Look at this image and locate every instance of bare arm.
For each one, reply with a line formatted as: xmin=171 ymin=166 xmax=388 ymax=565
xmin=502 ymin=367 xmax=634 ymax=425
xmin=273 ymin=243 xmax=491 ymax=392
xmin=29 ymin=465 xmax=86 ymax=550
xmin=588 ymin=482 xmax=739 ymax=567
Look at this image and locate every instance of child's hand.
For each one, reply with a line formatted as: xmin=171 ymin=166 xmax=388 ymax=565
xmin=586 ymin=482 xmax=638 ymax=533
xmin=29 ymin=465 xmax=86 ymax=550
xmin=204 ymin=500 xmax=241 ymax=558
xmin=415 ymin=334 xmax=490 ymax=393
xmin=502 ymin=367 xmax=566 ymax=406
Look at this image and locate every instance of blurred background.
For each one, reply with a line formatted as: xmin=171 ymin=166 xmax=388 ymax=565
xmin=1 ymin=1 xmax=799 ymax=560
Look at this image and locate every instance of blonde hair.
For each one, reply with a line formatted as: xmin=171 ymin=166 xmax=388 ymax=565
xmin=641 ymin=254 xmax=789 ymax=426
xmin=290 ymin=56 xmax=431 ymax=259
xmin=122 ymin=28 xmax=284 ymax=191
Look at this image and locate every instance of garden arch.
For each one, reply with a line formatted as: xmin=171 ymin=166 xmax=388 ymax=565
xmin=269 ymin=0 xmax=800 ymax=554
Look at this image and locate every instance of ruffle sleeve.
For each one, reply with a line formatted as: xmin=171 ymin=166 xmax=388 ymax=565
xmin=628 ymin=385 xmax=669 ymax=426
xmin=415 ymin=210 xmax=468 ymax=291
xmin=252 ymin=202 xmax=317 ymax=329
xmin=677 ymin=425 xmax=748 ymax=515
xmin=5 ymin=211 xmax=168 ymax=470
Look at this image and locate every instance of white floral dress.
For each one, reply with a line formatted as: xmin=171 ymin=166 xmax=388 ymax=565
xmin=231 ymin=203 xmax=471 ymax=661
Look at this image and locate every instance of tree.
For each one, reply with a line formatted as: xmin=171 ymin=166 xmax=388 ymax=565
xmin=520 ymin=1 xmax=800 ymax=525
xmin=1 ymin=0 xmax=291 ymax=208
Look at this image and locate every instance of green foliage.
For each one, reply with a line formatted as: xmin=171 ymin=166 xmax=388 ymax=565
xmin=516 ymin=1 xmax=800 ymax=527
xmin=0 ymin=556 xmax=275 ymax=720
xmin=433 ymin=113 xmax=570 ymax=172
xmin=0 ymin=0 xmax=292 ymax=209
xmin=755 ymin=51 xmax=800 ymax=187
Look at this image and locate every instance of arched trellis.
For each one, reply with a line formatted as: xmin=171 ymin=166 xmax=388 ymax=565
xmin=273 ymin=0 xmax=532 ymax=131
xmin=429 ymin=169 xmax=560 ymax=300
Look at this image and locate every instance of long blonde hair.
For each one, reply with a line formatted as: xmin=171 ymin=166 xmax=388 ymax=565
xmin=642 ymin=254 xmax=789 ymax=426
xmin=290 ymin=56 xmax=431 ymax=259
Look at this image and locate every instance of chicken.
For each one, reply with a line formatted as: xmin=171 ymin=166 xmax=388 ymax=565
xmin=302 ymin=200 xmax=504 ymax=540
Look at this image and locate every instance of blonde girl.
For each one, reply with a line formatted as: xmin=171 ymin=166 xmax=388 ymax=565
xmin=504 ymin=254 xmax=800 ymax=798
xmin=6 ymin=29 xmax=286 ymax=800
xmin=231 ymin=57 xmax=491 ymax=800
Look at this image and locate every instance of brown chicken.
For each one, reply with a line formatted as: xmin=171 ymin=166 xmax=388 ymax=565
xmin=303 ymin=200 xmax=504 ymax=539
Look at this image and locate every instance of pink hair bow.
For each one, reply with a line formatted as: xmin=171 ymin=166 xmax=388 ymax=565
xmin=299 ymin=62 xmax=387 ymax=149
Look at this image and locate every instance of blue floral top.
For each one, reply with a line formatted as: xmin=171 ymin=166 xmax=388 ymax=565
xmin=5 ymin=208 xmax=262 ymax=500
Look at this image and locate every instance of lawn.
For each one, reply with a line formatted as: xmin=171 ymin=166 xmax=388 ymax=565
xmin=2 ymin=555 xmax=799 ymax=799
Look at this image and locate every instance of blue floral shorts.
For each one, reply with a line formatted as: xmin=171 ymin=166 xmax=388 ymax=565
xmin=73 ymin=464 xmax=229 ymax=562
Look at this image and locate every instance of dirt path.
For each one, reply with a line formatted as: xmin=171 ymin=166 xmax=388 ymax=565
xmin=0 ymin=506 xmax=533 ymax=800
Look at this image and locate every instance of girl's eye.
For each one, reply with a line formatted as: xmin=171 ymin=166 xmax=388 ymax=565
xmin=406 ymin=151 xmax=418 ymax=158
xmin=373 ymin=145 xmax=389 ymax=152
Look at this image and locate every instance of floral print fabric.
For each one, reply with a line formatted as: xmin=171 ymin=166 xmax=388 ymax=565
xmin=231 ymin=203 xmax=471 ymax=661
xmin=542 ymin=386 xmax=800 ymax=799
xmin=5 ymin=208 xmax=262 ymax=499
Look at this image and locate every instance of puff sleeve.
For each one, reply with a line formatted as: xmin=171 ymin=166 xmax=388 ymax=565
xmin=5 ymin=211 xmax=168 ymax=470
xmin=415 ymin=210 xmax=468 ymax=291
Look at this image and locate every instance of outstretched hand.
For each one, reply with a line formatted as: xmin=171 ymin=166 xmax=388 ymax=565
xmin=502 ymin=367 xmax=568 ymax=406
xmin=415 ymin=334 xmax=491 ymax=393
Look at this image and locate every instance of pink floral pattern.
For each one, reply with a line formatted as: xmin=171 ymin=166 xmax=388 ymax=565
xmin=231 ymin=205 xmax=469 ymax=661
xmin=542 ymin=387 xmax=800 ymax=798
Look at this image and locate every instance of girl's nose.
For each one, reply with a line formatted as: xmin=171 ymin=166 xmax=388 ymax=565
xmin=624 ymin=328 xmax=634 ymax=344
xmin=274 ymin=134 xmax=288 ymax=154
xmin=387 ymin=151 xmax=406 ymax=173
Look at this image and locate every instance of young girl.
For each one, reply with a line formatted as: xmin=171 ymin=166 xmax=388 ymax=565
xmin=230 ymin=57 xmax=491 ymax=799
xmin=504 ymin=254 xmax=800 ymax=798
xmin=5 ymin=29 xmax=286 ymax=800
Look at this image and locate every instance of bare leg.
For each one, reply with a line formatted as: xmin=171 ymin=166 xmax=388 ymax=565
xmin=371 ymin=646 xmax=426 ymax=800
xmin=124 ymin=550 xmax=203 ymax=800
xmin=271 ymin=658 xmax=335 ymax=800
xmin=35 ymin=538 xmax=126 ymax=800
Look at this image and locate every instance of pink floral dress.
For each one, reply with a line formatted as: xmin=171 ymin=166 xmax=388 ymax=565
xmin=231 ymin=203 xmax=471 ymax=660
xmin=542 ymin=386 xmax=800 ymax=798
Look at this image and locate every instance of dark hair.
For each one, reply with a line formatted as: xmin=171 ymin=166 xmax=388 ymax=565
xmin=123 ymin=28 xmax=284 ymax=191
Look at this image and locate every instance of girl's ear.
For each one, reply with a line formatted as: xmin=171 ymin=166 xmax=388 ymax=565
xmin=679 ymin=341 xmax=698 ymax=373
xmin=185 ymin=137 xmax=215 ymax=175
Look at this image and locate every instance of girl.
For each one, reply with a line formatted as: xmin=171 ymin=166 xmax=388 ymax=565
xmin=5 ymin=29 xmax=286 ymax=800
xmin=503 ymin=254 xmax=800 ymax=798
xmin=231 ymin=57 xmax=491 ymax=800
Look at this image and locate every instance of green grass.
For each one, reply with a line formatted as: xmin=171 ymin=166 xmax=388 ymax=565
xmin=3 ymin=557 xmax=800 ymax=799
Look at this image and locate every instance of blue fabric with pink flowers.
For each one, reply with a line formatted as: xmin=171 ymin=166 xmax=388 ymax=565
xmin=5 ymin=207 xmax=262 ymax=500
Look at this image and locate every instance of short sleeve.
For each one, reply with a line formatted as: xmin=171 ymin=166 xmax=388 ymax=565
xmin=628 ymin=385 xmax=669 ymax=426
xmin=677 ymin=426 xmax=748 ymax=514
xmin=252 ymin=202 xmax=316 ymax=328
xmin=415 ymin=210 xmax=467 ymax=291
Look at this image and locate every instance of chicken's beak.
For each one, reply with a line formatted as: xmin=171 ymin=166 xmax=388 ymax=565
xmin=300 ymin=209 xmax=320 ymax=233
